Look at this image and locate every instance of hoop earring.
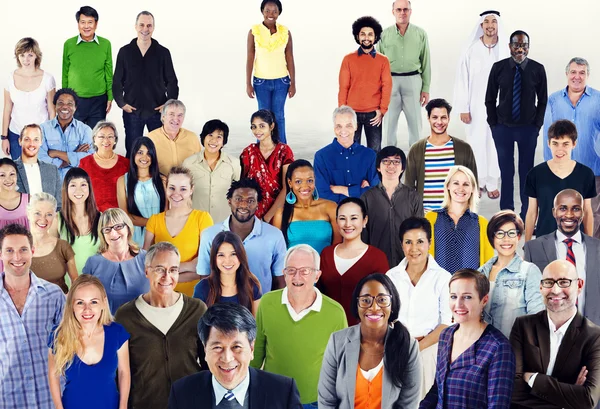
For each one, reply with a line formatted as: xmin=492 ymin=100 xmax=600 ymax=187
xmin=312 ymin=187 xmax=319 ymax=201
xmin=286 ymin=191 xmax=297 ymax=204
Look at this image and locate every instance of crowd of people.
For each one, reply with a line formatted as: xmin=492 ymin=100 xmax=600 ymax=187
xmin=2 ymin=1 xmax=600 ymax=409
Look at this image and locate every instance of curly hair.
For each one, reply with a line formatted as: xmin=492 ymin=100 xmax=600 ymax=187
xmin=351 ymin=16 xmax=383 ymax=45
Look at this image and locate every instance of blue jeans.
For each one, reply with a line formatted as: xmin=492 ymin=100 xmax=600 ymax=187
xmin=302 ymin=403 xmax=318 ymax=409
xmin=354 ymin=111 xmax=382 ymax=152
xmin=7 ymin=129 xmax=21 ymax=160
xmin=122 ymin=111 xmax=163 ymax=158
xmin=253 ymin=76 xmax=290 ymax=144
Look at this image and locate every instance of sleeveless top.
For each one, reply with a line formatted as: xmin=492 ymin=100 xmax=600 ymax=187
xmin=286 ymin=220 xmax=332 ymax=254
xmin=252 ymin=23 xmax=289 ymax=79
xmin=0 ymin=193 xmax=29 ymax=229
xmin=124 ymin=173 xmax=161 ymax=247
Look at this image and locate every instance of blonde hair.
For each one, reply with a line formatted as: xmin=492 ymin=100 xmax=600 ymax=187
xmin=27 ymin=192 xmax=58 ymax=213
xmin=441 ymin=165 xmax=479 ymax=212
xmin=167 ymin=165 xmax=195 ymax=206
xmin=97 ymin=208 xmax=139 ymax=254
xmin=14 ymin=37 xmax=42 ymax=68
xmin=51 ymin=275 xmax=112 ymax=376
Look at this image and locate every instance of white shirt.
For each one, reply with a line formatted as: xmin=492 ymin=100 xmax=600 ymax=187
xmin=212 ymin=370 xmax=250 ymax=406
xmin=6 ymin=70 xmax=55 ymax=134
xmin=76 ymin=34 xmax=100 ymax=44
xmin=22 ymin=162 xmax=43 ymax=195
xmin=555 ymin=230 xmax=586 ymax=310
xmin=333 ymin=245 xmax=368 ymax=275
xmin=281 ymin=287 xmax=322 ymax=322
xmin=134 ymin=294 xmax=184 ymax=335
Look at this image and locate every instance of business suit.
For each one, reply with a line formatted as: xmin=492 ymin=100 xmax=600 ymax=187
xmin=524 ymin=232 xmax=600 ymax=325
xmin=510 ymin=311 xmax=600 ymax=409
xmin=168 ymin=367 xmax=302 ymax=409
xmin=318 ymin=324 xmax=421 ymax=409
xmin=14 ymin=158 xmax=62 ymax=210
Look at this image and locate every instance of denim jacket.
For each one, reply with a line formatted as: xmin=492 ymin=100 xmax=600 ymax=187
xmin=478 ymin=254 xmax=544 ymax=338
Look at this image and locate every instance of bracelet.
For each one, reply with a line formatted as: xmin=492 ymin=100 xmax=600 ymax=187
xmin=1 ymin=135 xmax=8 ymax=140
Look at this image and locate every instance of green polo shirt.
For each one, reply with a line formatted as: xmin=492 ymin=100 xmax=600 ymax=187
xmin=62 ymin=35 xmax=113 ymax=99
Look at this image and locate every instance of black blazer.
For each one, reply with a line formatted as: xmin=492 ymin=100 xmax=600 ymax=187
xmin=168 ymin=367 xmax=302 ymax=409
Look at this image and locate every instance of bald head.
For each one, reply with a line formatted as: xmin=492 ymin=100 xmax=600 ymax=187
xmin=553 ymin=188 xmax=583 ymax=208
xmin=552 ymin=189 xmax=584 ymax=237
xmin=541 ymin=260 xmax=581 ymax=315
xmin=543 ymin=260 xmax=578 ymax=280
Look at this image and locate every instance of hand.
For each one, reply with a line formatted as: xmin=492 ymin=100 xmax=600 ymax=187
xmin=361 ymin=180 xmax=370 ymax=188
xmin=75 ymin=143 xmax=90 ymax=153
xmin=106 ymin=100 xmax=112 ymax=114
xmin=59 ymin=160 xmax=69 ymax=168
xmin=576 ymin=366 xmax=588 ymax=386
xmin=369 ymin=110 xmax=383 ymax=126
xmin=420 ymin=92 xmax=430 ymax=107
xmin=1 ymin=139 xmax=9 ymax=156
xmin=288 ymin=83 xmax=296 ymax=98
xmin=460 ymin=112 xmax=472 ymax=124
xmin=246 ymin=84 xmax=255 ymax=99
xmin=330 ymin=185 xmax=349 ymax=196
xmin=123 ymin=104 xmax=137 ymax=114
xmin=154 ymin=104 xmax=164 ymax=112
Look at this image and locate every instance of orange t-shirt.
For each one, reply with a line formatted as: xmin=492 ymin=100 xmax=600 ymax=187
xmin=354 ymin=364 xmax=383 ymax=409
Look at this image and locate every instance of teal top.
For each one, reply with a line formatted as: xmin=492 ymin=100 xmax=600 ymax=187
xmin=57 ymin=213 xmax=100 ymax=275
xmin=124 ymin=174 xmax=162 ymax=247
xmin=287 ymin=220 xmax=333 ymax=254
xmin=62 ymin=35 xmax=113 ymax=99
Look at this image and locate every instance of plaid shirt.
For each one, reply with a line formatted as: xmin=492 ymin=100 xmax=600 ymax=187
xmin=0 ymin=272 xmax=66 ymax=409
xmin=420 ymin=323 xmax=516 ymax=409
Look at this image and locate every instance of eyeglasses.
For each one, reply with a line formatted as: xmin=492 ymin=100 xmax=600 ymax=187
xmin=283 ymin=267 xmax=316 ymax=276
xmin=101 ymin=223 xmax=126 ymax=234
xmin=540 ymin=278 xmax=578 ymax=288
xmin=395 ymin=8 xmax=411 ymax=13
xmin=96 ymin=135 xmax=116 ymax=141
xmin=381 ymin=159 xmax=402 ymax=166
xmin=494 ymin=229 xmax=519 ymax=239
xmin=357 ymin=294 xmax=392 ymax=309
xmin=232 ymin=197 xmax=257 ymax=205
xmin=149 ymin=266 xmax=180 ymax=276
xmin=510 ymin=42 xmax=529 ymax=49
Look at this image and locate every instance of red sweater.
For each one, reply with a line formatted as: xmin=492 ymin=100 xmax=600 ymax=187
xmin=80 ymin=155 xmax=130 ymax=212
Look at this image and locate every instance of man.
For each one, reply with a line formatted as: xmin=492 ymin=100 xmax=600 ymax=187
xmin=338 ymin=16 xmax=391 ymax=152
xmin=510 ymin=259 xmax=600 ymax=408
xmin=113 ymin=11 xmax=179 ymax=157
xmin=524 ymin=189 xmax=600 ymax=325
xmin=115 ymin=242 xmax=207 ymax=409
xmin=38 ymin=88 xmax=93 ymax=179
xmin=405 ymin=98 xmax=478 ymax=211
xmin=0 ymin=223 xmax=65 ymax=409
xmin=378 ymin=0 xmax=431 ymax=147
xmin=485 ymin=30 xmax=548 ymax=221
xmin=197 ymin=178 xmax=286 ymax=292
xmin=454 ymin=11 xmax=508 ymax=199
xmin=62 ymin=6 xmax=113 ymax=129
xmin=314 ymin=105 xmax=380 ymax=203
xmin=15 ymin=124 xmax=62 ymax=209
xmin=148 ymin=99 xmax=200 ymax=177
xmin=250 ymin=244 xmax=347 ymax=408
xmin=543 ymin=58 xmax=600 ymax=239
xmin=169 ymin=302 xmax=303 ymax=409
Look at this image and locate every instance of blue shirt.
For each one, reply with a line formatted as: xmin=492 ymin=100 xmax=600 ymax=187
xmin=39 ymin=117 xmax=93 ymax=179
xmin=193 ymin=278 xmax=262 ymax=305
xmin=197 ymin=216 xmax=286 ymax=293
xmin=0 ymin=272 xmax=65 ymax=409
xmin=433 ymin=209 xmax=480 ymax=273
xmin=314 ymin=138 xmax=379 ymax=203
xmin=543 ymin=86 xmax=600 ymax=175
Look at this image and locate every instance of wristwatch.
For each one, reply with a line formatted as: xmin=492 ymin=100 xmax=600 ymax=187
xmin=0 ymin=135 xmax=7 ymax=140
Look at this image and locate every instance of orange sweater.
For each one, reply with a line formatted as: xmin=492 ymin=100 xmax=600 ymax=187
xmin=354 ymin=364 xmax=383 ymax=409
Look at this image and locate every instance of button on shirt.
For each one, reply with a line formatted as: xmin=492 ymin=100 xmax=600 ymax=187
xmin=212 ymin=370 xmax=250 ymax=406
xmin=555 ymin=230 xmax=586 ymax=310
xmin=433 ymin=209 xmax=481 ymax=273
xmin=281 ymin=287 xmax=323 ymax=322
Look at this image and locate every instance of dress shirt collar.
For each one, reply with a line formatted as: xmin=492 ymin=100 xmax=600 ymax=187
xmin=223 ymin=216 xmax=263 ymax=239
xmin=281 ymin=287 xmax=322 ymax=320
xmin=377 ymin=182 xmax=404 ymax=196
xmin=483 ymin=253 xmax=522 ymax=274
xmin=331 ymin=138 xmax=359 ymax=153
xmin=440 ymin=207 xmax=477 ymax=221
xmin=196 ymin=150 xmax=225 ymax=167
xmin=76 ymin=34 xmax=99 ymax=44
xmin=562 ymin=86 xmax=592 ymax=98
xmin=212 ymin=370 xmax=250 ymax=406
xmin=50 ymin=117 xmax=76 ymax=131
xmin=159 ymin=126 xmax=184 ymax=141
xmin=394 ymin=23 xmax=412 ymax=36
xmin=555 ymin=229 xmax=582 ymax=245
xmin=397 ymin=254 xmax=442 ymax=276
xmin=547 ymin=310 xmax=577 ymax=335
xmin=509 ymin=57 xmax=529 ymax=70
xmin=0 ymin=271 xmax=47 ymax=297
xmin=357 ymin=47 xmax=377 ymax=58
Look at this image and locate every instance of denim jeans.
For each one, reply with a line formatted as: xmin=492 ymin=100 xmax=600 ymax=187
xmin=7 ymin=129 xmax=21 ymax=160
xmin=122 ymin=110 xmax=163 ymax=158
xmin=74 ymin=94 xmax=108 ymax=130
xmin=302 ymin=402 xmax=318 ymax=409
xmin=253 ymin=76 xmax=290 ymax=144
xmin=354 ymin=111 xmax=382 ymax=152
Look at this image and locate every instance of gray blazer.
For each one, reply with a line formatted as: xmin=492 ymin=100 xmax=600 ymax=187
xmin=15 ymin=158 xmax=62 ymax=210
xmin=524 ymin=231 xmax=600 ymax=325
xmin=318 ymin=324 xmax=421 ymax=409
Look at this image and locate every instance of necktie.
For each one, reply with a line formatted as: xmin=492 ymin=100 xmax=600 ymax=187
xmin=223 ymin=390 xmax=235 ymax=401
xmin=512 ymin=65 xmax=521 ymax=121
xmin=563 ymin=238 xmax=576 ymax=266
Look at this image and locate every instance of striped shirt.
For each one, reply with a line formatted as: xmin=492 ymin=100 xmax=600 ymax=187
xmin=0 ymin=272 xmax=65 ymax=409
xmin=423 ymin=140 xmax=455 ymax=211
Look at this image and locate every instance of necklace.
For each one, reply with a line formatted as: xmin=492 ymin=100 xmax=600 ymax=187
xmin=481 ymin=38 xmax=498 ymax=49
xmin=94 ymin=151 xmax=116 ymax=161
xmin=360 ymin=344 xmax=384 ymax=356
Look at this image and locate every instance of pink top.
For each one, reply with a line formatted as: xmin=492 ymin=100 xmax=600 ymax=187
xmin=0 ymin=193 xmax=29 ymax=229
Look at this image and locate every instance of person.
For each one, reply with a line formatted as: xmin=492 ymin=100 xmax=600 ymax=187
xmin=113 ymin=10 xmax=179 ymax=157
xmin=116 ymin=242 xmax=208 ymax=409
xmin=314 ymin=106 xmax=380 ymax=204
xmin=38 ymin=88 xmax=93 ymax=179
xmin=241 ymin=109 xmax=294 ymax=221
xmin=144 ymin=166 xmax=214 ymax=296
xmin=524 ymin=189 xmax=600 ymax=325
xmin=405 ymin=98 xmax=478 ymax=212
xmin=14 ymin=124 xmax=62 ymax=208
xmin=116 ymin=136 xmax=166 ymax=247
xmin=420 ymin=269 xmax=515 ymax=408
xmin=147 ymin=99 xmax=201 ymax=177
xmin=510 ymin=260 xmax=600 ymax=409
xmin=169 ymin=302 xmax=303 ymax=408
xmin=319 ymin=273 xmax=421 ymax=408
xmin=386 ymin=217 xmax=452 ymax=399
xmin=0 ymin=158 xmax=29 ymax=229
xmin=319 ymin=198 xmax=390 ymax=325
xmin=193 ymin=231 xmax=262 ymax=315
xmin=338 ymin=16 xmax=391 ymax=151
xmin=83 ymin=208 xmax=149 ymax=314
xmin=478 ymin=210 xmax=544 ymax=338
xmin=544 ymin=57 xmax=600 ymax=239
xmin=246 ymin=0 xmax=296 ymax=144
xmin=378 ymin=0 xmax=430 ymax=147
xmin=272 ymin=159 xmax=341 ymax=254
xmin=62 ymin=6 xmax=112 ymax=129
xmin=485 ymin=30 xmax=548 ymax=221
xmin=198 ymin=178 xmax=287 ymax=293
xmin=79 ymin=121 xmax=130 ymax=212
xmin=361 ymin=145 xmax=423 ymax=266
xmin=28 ymin=193 xmax=77 ymax=293
xmin=2 ymin=37 xmax=55 ymax=159
xmin=454 ymin=11 xmax=508 ymax=199
xmin=183 ymin=119 xmax=241 ymax=223
xmin=47 ymin=275 xmax=130 ymax=409
xmin=251 ymin=244 xmax=347 ymax=408
xmin=0 ymin=223 xmax=65 ymax=409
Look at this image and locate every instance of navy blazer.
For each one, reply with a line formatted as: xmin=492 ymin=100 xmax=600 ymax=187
xmin=15 ymin=158 xmax=62 ymax=210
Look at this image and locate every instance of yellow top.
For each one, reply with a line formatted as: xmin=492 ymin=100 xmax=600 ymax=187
xmin=252 ymin=23 xmax=289 ymax=79
xmin=148 ymin=127 xmax=201 ymax=177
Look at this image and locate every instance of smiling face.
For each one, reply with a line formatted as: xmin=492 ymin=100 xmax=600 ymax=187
xmin=67 ymin=177 xmax=90 ymax=205
xmin=448 ymin=170 xmax=473 ymax=205
xmin=541 ymin=261 xmax=581 ymax=314
xmin=56 ymin=93 xmax=76 ymax=123
xmin=493 ymin=221 xmax=520 ymax=257
xmin=228 ymin=188 xmax=258 ymax=223
xmin=78 ymin=14 xmax=98 ymax=42
xmin=567 ymin=62 xmax=588 ymax=94
xmin=284 ymin=249 xmax=321 ymax=297
xmin=428 ymin=107 xmax=449 ymax=136
xmin=216 ymin=242 xmax=240 ymax=277
xmin=553 ymin=192 xmax=584 ymax=237
xmin=0 ymin=234 xmax=34 ymax=278
xmin=134 ymin=144 xmax=151 ymax=170
xmin=146 ymin=250 xmax=180 ymax=296
xmin=358 ymin=27 xmax=375 ymax=50
xmin=357 ymin=280 xmax=392 ymax=330
xmin=72 ymin=284 xmax=106 ymax=326
xmin=262 ymin=1 xmax=280 ymax=24
xmin=377 ymin=155 xmax=403 ymax=182
xmin=205 ymin=328 xmax=254 ymax=390
xmin=510 ymin=34 xmax=529 ymax=64
xmin=135 ymin=14 xmax=154 ymax=41
xmin=250 ymin=117 xmax=274 ymax=143
xmin=288 ymin=166 xmax=315 ymax=202
xmin=102 ymin=218 xmax=129 ymax=251
xmin=162 ymin=105 xmax=185 ymax=134
xmin=0 ymin=164 xmax=18 ymax=192
xmin=17 ymin=50 xmax=37 ymax=69
xmin=166 ymin=173 xmax=193 ymax=208
xmin=94 ymin=126 xmax=116 ymax=153
xmin=337 ymin=202 xmax=366 ymax=241
xmin=19 ymin=127 xmax=42 ymax=159
xmin=449 ymin=278 xmax=488 ymax=324
xmin=549 ymin=136 xmax=576 ymax=162
xmin=203 ymin=129 xmax=225 ymax=155
xmin=334 ymin=113 xmax=357 ymax=148
xmin=401 ymin=228 xmax=430 ymax=266
xmin=28 ymin=200 xmax=56 ymax=235
xmin=481 ymin=15 xmax=498 ymax=38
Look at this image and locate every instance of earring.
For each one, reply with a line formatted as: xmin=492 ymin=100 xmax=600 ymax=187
xmin=451 ymin=316 xmax=455 ymax=324
xmin=286 ymin=191 xmax=297 ymax=204
xmin=312 ymin=187 xmax=319 ymax=201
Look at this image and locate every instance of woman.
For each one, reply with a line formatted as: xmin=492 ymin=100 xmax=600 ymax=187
xmin=0 ymin=158 xmax=29 ymax=229
xmin=241 ymin=109 xmax=294 ymax=221
xmin=272 ymin=159 xmax=341 ymax=254
xmin=183 ymin=119 xmax=241 ymax=223
xmin=246 ymin=0 xmax=296 ymax=144
xmin=2 ymin=37 xmax=55 ymax=159
xmin=28 ymin=192 xmax=77 ymax=293
xmin=386 ymin=217 xmax=452 ymax=399
xmin=425 ymin=165 xmax=494 ymax=273
xmin=79 ymin=121 xmax=129 ymax=212
xmin=318 ymin=273 xmax=421 ymax=409
xmin=478 ymin=210 xmax=544 ymax=338
xmin=144 ymin=166 xmax=214 ymax=296
xmin=319 ymin=198 xmax=389 ymax=325
xmin=193 ymin=231 xmax=262 ymax=315
xmin=420 ymin=269 xmax=515 ymax=409
xmin=48 ymin=275 xmax=130 ymax=409
xmin=116 ymin=137 xmax=165 ymax=247
xmin=83 ymin=208 xmax=149 ymax=314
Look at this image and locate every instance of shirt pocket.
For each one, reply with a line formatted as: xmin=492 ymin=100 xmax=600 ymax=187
xmin=502 ymin=277 xmax=526 ymax=307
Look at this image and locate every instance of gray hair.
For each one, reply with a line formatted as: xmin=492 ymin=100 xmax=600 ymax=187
xmin=566 ymin=57 xmax=590 ymax=75
xmin=145 ymin=241 xmax=181 ymax=268
xmin=284 ymin=244 xmax=320 ymax=270
xmin=161 ymin=99 xmax=186 ymax=117
xmin=332 ymin=105 xmax=357 ymax=127
xmin=136 ymin=10 xmax=154 ymax=23
xmin=91 ymin=120 xmax=119 ymax=151
xmin=27 ymin=192 xmax=58 ymax=213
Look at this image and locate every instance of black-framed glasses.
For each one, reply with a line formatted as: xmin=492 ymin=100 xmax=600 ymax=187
xmin=540 ymin=278 xmax=578 ymax=289
xmin=381 ymin=159 xmax=402 ymax=166
xmin=357 ymin=294 xmax=392 ymax=309
xmin=494 ymin=229 xmax=519 ymax=239
xmin=101 ymin=223 xmax=126 ymax=234
xmin=510 ymin=42 xmax=529 ymax=49
xmin=283 ymin=267 xmax=316 ymax=276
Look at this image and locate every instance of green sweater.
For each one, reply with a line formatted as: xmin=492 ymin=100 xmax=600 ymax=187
xmin=250 ymin=289 xmax=347 ymax=404
xmin=62 ymin=35 xmax=113 ymax=99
